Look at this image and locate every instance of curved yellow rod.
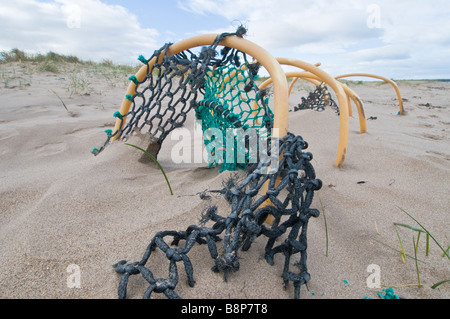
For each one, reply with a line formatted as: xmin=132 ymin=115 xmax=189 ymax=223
xmin=335 ymin=73 xmax=404 ymax=115
xmin=288 ymin=77 xmax=299 ymax=97
xmin=257 ymin=71 xmax=366 ymax=134
xmin=256 ymin=73 xmax=326 ymax=121
xmin=284 ymin=71 xmax=367 ymax=134
xmin=259 ymin=71 xmax=361 ymax=122
xmin=256 ymin=74 xmax=323 ymax=125
xmin=113 ymin=34 xmax=290 ymax=226
xmin=275 ymin=58 xmax=349 ymax=167
xmin=289 ymin=78 xmax=352 ymax=116
xmin=287 ymin=62 xmax=321 ymax=97
xmin=112 ymin=33 xmax=290 ymax=142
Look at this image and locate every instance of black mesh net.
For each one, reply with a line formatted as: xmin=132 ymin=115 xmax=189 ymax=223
xmin=113 ymin=133 xmax=322 ymax=299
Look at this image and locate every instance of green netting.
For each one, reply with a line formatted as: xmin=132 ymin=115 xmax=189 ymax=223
xmin=196 ymin=64 xmax=273 ymax=171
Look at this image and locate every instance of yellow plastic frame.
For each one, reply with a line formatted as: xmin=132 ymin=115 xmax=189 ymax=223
xmin=334 ymin=73 xmax=405 ymax=115
xmin=273 ymin=58 xmax=351 ymax=167
xmin=256 ymin=65 xmax=406 ymax=169
xmin=258 ymin=70 xmax=367 ymax=133
xmin=112 ymin=34 xmax=290 ymax=143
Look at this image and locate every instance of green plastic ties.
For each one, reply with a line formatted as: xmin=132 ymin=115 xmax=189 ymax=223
xmin=113 ymin=111 xmax=123 ymax=119
xmin=104 ymin=129 xmax=113 ymax=136
xmin=128 ymin=75 xmax=138 ymax=85
xmin=138 ymin=55 xmax=148 ymax=64
xmin=125 ymin=94 xmax=133 ymax=102
xmin=90 ymin=148 xmax=100 ymax=155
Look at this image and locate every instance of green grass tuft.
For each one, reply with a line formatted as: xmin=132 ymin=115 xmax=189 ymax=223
xmin=37 ymin=60 xmax=59 ymax=73
xmin=318 ymin=197 xmax=329 ymax=257
xmin=49 ymin=89 xmax=69 ymax=112
xmin=375 ymin=207 xmax=449 ymax=290
xmin=125 ymin=143 xmax=173 ymax=196
xmin=396 ymin=206 xmax=449 ymax=259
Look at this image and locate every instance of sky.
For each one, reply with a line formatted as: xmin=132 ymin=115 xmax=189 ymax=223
xmin=1 ymin=0 xmax=449 ymax=79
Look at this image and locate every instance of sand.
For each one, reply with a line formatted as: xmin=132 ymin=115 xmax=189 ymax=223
xmin=0 ymin=61 xmax=448 ymax=299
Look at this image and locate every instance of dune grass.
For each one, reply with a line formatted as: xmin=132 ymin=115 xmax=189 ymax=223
xmin=397 ymin=207 xmax=449 ymax=289
xmin=318 ymin=197 xmax=329 ymax=257
xmin=49 ymin=89 xmax=69 ymax=112
xmin=376 ymin=207 xmax=449 ymax=290
xmin=0 ymin=48 xmax=140 ymax=94
xmin=1 ymin=48 xmax=81 ymax=65
xmin=396 ymin=206 xmax=449 ymax=260
xmin=0 ymin=48 xmax=139 ymax=74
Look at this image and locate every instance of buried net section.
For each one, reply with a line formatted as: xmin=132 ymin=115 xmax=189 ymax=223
xmin=113 ymin=133 xmax=323 ymax=299
xmin=92 ymin=27 xmax=273 ymax=173
xmin=294 ymin=82 xmax=339 ymax=114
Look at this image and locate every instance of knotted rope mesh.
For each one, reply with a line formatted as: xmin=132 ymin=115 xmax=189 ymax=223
xmin=92 ymin=26 xmax=272 ymax=171
xmin=294 ymin=82 xmax=339 ymax=114
xmin=113 ymin=133 xmax=322 ymax=299
xmin=196 ymin=62 xmax=272 ymax=171
xmin=91 ymin=27 xmax=323 ymax=298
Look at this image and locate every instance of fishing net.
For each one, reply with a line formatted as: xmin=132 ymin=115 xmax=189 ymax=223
xmin=294 ymin=82 xmax=339 ymax=114
xmin=113 ymin=133 xmax=322 ymax=299
xmin=92 ymin=26 xmax=272 ymax=171
xmin=91 ymin=27 xmax=323 ymax=299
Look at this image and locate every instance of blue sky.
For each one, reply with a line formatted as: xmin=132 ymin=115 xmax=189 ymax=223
xmin=1 ymin=0 xmax=450 ymax=79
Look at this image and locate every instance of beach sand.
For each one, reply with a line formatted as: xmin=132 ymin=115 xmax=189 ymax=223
xmin=0 ymin=61 xmax=448 ymax=299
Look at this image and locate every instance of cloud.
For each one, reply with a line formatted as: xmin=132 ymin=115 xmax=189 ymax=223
xmin=346 ymin=44 xmax=412 ymax=63
xmin=178 ymin=0 xmax=450 ymax=78
xmin=179 ymin=0 xmax=383 ymax=50
xmin=0 ymin=0 xmax=160 ymax=64
xmin=2 ymin=0 xmax=448 ymax=78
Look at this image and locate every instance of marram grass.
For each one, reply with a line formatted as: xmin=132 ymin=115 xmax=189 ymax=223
xmin=374 ymin=207 xmax=448 ymax=290
xmin=125 ymin=143 xmax=173 ymax=196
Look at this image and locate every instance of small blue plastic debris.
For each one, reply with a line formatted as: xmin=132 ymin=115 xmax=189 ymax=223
xmin=377 ymin=287 xmax=399 ymax=299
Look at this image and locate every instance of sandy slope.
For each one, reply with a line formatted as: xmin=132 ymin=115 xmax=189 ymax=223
xmin=0 ymin=62 xmax=448 ymax=299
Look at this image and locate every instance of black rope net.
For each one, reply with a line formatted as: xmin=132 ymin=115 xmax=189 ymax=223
xmin=113 ymin=133 xmax=322 ymax=299
xmin=91 ymin=27 xmax=323 ymax=299
xmin=294 ymin=82 xmax=339 ymax=114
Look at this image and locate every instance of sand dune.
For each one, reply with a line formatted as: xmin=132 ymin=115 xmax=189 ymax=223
xmin=0 ymin=62 xmax=448 ymax=299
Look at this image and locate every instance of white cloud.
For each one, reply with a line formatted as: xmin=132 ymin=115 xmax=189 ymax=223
xmin=345 ymin=44 xmax=412 ymax=63
xmin=1 ymin=0 xmax=449 ymax=78
xmin=179 ymin=0 xmax=383 ymax=49
xmin=0 ymin=0 xmax=160 ymax=64
xmin=178 ymin=0 xmax=450 ymax=78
